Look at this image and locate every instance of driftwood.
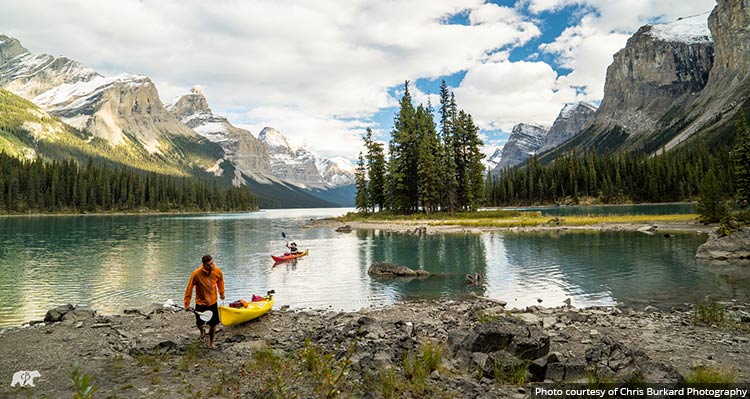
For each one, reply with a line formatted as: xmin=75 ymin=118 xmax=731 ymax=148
xmin=468 ymin=292 xmax=507 ymax=307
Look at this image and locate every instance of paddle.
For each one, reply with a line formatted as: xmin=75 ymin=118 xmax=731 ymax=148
xmin=162 ymin=299 xmax=213 ymax=322
xmin=281 ymin=231 xmax=289 ymax=245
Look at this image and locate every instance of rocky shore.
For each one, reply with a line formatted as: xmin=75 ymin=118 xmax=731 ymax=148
xmin=2 ymin=298 xmax=749 ymax=398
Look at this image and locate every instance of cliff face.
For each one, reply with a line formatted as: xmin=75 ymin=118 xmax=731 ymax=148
xmin=596 ymin=21 xmax=714 ymax=138
xmin=705 ymin=0 xmax=750 ymax=95
xmin=539 ymin=17 xmax=717 ymax=159
xmin=538 ymin=102 xmax=597 ymax=153
xmin=167 ymin=87 xmax=272 ymax=180
xmin=493 ymin=123 xmax=549 ymax=171
xmin=664 ymin=0 xmax=750 ymax=150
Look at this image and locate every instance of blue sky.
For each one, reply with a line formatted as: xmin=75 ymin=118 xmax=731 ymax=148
xmin=1 ymin=0 xmax=716 ymax=159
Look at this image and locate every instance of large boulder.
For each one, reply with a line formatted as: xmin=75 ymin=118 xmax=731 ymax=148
xmin=584 ymin=336 xmax=683 ymax=384
xmin=695 ymin=229 xmax=750 ymax=260
xmin=44 ymin=304 xmax=75 ymax=323
xmin=454 ymin=317 xmax=550 ymax=360
xmin=368 ymin=262 xmax=430 ymax=277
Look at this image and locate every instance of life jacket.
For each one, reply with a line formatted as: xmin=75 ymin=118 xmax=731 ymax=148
xmin=251 ymin=294 xmax=265 ymax=302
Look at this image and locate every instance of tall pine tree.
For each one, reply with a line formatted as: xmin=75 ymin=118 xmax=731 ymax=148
xmin=364 ymin=128 xmax=386 ymax=212
xmin=354 ymin=152 xmax=369 ymax=213
xmin=439 ymin=81 xmax=458 ymax=214
xmin=388 ymin=81 xmax=419 ymax=213
xmin=416 ymin=103 xmax=442 ymax=213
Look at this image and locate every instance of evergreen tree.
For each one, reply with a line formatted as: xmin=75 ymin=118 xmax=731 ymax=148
xmin=696 ymin=168 xmax=729 ymax=223
xmin=363 ymin=128 xmax=386 ymax=212
xmin=388 ymin=81 xmax=419 ymax=213
xmin=439 ymin=84 xmax=459 ymax=213
xmin=733 ymin=112 xmax=750 ymax=208
xmin=416 ymin=104 xmax=441 ymax=213
xmin=354 ymin=152 xmax=369 ymax=213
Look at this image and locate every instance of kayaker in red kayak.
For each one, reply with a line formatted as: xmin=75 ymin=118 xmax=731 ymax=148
xmin=286 ymin=242 xmax=301 ymax=255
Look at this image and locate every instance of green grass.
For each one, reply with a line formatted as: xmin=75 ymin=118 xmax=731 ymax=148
xmin=336 ymin=209 xmax=530 ymax=222
xmin=493 ymin=360 xmax=531 ymax=386
xmin=71 ymin=362 xmax=98 ymax=399
xmin=694 ymin=298 xmax=726 ymax=326
xmin=337 ymin=210 xmax=698 ymax=229
xmin=684 ymin=365 xmax=736 ymax=384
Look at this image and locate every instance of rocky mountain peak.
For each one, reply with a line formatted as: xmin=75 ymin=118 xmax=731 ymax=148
xmin=259 ymin=127 xmax=293 ymax=151
xmin=482 ymin=147 xmax=503 ymax=172
xmin=164 ymin=85 xmax=272 ymax=180
xmin=0 ymin=35 xmax=100 ymax=99
xmin=493 ymin=123 xmax=549 ymax=171
xmin=538 ymin=102 xmax=597 ymax=153
xmin=0 ymin=34 xmax=29 ymax=64
xmin=165 ymin=85 xmax=212 ymax=120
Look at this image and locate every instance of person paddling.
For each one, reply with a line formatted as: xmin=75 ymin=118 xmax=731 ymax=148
xmin=184 ymin=255 xmax=225 ymax=349
xmin=286 ymin=242 xmax=301 ymax=255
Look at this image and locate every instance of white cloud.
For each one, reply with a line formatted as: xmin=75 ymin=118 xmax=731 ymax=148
xmin=535 ymin=0 xmax=715 ymax=99
xmin=454 ymin=61 xmax=579 ymax=131
xmin=0 ymin=0 xmax=541 ymax=158
xmin=460 ymin=0 xmax=715 ymax=141
xmin=237 ymin=106 xmax=374 ymax=161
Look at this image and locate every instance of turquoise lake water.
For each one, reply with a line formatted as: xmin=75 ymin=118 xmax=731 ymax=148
xmin=0 ymin=206 xmax=747 ymax=327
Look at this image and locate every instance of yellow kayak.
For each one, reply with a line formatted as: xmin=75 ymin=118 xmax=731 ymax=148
xmin=218 ymin=294 xmax=274 ymax=327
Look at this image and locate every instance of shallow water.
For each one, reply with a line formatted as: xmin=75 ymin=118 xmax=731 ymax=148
xmin=0 ymin=207 xmax=746 ymax=327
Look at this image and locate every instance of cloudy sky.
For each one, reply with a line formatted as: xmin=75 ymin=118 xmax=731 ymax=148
xmin=1 ymin=0 xmax=715 ymax=159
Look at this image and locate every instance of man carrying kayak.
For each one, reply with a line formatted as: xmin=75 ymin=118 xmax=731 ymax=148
xmin=184 ymin=255 xmax=225 ymax=349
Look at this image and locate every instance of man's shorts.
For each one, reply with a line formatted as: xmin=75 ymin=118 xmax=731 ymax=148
xmin=195 ymin=303 xmax=220 ymax=327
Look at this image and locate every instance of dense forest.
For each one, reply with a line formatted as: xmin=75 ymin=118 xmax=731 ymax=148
xmin=0 ymin=153 xmax=257 ymax=213
xmin=486 ymin=113 xmax=750 ymax=212
xmin=486 ymin=146 xmax=733 ymax=205
xmin=355 ymin=80 xmax=485 ymax=214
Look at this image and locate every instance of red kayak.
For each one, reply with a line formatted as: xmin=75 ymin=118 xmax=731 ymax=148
xmin=271 ymin=249 xmax=309 ymax=262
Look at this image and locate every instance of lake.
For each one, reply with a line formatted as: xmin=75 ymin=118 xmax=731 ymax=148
xmin=1 ymin=206 xmax=747 ymax=327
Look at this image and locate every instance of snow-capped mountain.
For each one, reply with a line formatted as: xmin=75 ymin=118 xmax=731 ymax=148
xmin=259 ymin=127 xmax=355 ymax=189
xmin=167 ymin=86 xmax=272 ymax=182
xmin=482 ymin=147 xmax=503 ymax=171
xmin=0 ymin=35 xmax=99 ymax=99
xmin=0 ymin=34 xmax=207 ymax=159
xmin=493 ymin=123 xmax=549 ymax=171
xmin=538 ymin=102 xmax=597 ymax=153
xmin=316 ymin=157 xmax=356 ymax=187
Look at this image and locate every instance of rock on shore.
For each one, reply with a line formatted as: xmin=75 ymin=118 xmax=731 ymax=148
xmin=696 ymin=229 xmax=750 ymax=260
xmin=1 ymin=299 xmax=749 ymax=398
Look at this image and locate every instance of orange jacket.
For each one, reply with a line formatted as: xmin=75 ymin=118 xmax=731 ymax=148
xmin=184 ymin=266 xmax=225 ymax=309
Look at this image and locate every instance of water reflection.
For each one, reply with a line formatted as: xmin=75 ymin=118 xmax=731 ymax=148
xmin=1 ymin=212 xmax=749 ymax=327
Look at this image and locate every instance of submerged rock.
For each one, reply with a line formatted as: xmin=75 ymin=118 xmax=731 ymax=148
xmin=368 ymin=262 xmax=430 ymax=277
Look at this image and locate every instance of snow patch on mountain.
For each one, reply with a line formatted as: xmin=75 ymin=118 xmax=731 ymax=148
xmin=647 ymin=16 xmax=712 ymax=44
xmin=483 ymin=147 xmax=503 ymax=171
xmin=33 ymin=73 xmax=148 ymax=110
xmin=259 ymin=127 xmax=355 ymax=188
xmin=259 ymin=127 xmax=293 ymax=151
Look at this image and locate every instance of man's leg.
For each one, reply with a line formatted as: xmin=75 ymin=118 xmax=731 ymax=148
xmin=208 ymin=324 xmax=217 ymax=349
xmin=198 ymin=325 xmax=206 ymax=343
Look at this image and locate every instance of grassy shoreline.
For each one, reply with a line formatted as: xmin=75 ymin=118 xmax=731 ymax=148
xmin=334 ymin=210 xmax=701 ymax=229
